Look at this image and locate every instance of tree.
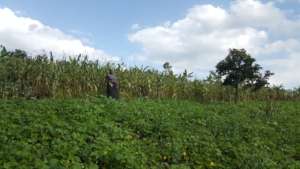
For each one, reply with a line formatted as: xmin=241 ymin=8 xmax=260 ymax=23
xmin=163 ymin=62 xmax=173 ymax=75
xmin=0 ymin=45 xmax=8 ymax=57
xmin=216 ymin=49 xmax=273 ymax=103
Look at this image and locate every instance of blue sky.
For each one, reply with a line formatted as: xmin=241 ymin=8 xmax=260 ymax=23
xmin=0 ymin=0 xmax=229 ymax=60
xmin=0 ymin=0 xmax=300 ymax=88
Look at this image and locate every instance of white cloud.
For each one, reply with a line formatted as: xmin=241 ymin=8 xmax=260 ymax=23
xmin=231 ymin=0 xmax=300 ymax=38
xmin=0 ymin=7 xmax=119 ymax=62
xmin=131 ymin=24 xmax=141 ymax=30
xmin=275 ymin=0 xmax=300 ymax=3
xmin=129 ymin=0 xmax=300 ymax=88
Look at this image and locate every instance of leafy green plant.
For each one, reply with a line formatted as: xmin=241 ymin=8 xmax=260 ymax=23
xmin=0 ymin=98 xmax=299 ymax=168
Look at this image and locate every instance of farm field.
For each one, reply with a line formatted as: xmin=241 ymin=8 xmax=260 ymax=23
xmin=0 ymin=97 xmax=299 ymax=169
xmin=1 ymin=1 xmax=300 ymax=169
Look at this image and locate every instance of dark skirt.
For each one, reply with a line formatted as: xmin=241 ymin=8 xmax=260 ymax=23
xmin=106 ymin=85 xmax=119 ymax=99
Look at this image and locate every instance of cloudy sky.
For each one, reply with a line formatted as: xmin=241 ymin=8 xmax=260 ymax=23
xmin=0 ymin=0 xmax=300 ymax=88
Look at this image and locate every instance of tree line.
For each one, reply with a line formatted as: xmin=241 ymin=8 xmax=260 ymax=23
xmin=0 ymin=45 xmax=299 ymax=102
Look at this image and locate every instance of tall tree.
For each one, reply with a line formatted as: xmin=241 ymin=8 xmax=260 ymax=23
xmin=163 ymin=62 xmax=173 ymax=75
xmin=216 ymin=49 xmax=274 ymax=102
xmin=0 ymin=45 xmax=8 ymax=57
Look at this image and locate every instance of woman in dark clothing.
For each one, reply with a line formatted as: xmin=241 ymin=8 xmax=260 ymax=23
xmin=106 ymin=69 xmax=119 ymax=99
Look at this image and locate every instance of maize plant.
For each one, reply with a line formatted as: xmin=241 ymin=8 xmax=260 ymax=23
xmin=0 ymin=46 xmax=299 ymax=101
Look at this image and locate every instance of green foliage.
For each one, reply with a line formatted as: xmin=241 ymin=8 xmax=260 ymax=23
xmin=0 ymin=46 xmax=298 ymax=101
xmin=0 ymin=98 xmax=299 ymax=168
xmin=216 ymin=49 xmax=274 ymax=102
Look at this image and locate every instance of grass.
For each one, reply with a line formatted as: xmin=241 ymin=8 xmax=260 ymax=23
xmin=0 ymin=97 xmax=299 ymax=169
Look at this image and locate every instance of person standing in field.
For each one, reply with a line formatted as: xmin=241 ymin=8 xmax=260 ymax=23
xmin=106 ymin=69 xmax=119 ymax=99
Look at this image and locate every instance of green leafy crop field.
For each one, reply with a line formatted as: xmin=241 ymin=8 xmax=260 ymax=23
xmin=0 ymin=98 xmax=299 ymax=169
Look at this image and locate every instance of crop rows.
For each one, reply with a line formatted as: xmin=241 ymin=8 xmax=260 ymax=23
xmin=0 ymin=97 xmax=299 ymax=168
